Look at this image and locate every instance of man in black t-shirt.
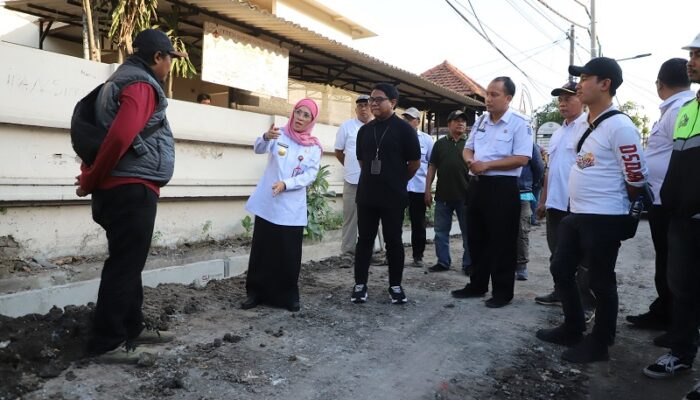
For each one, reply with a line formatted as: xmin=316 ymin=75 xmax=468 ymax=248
xmin=351 ymin=83 xmax=421 ymax=305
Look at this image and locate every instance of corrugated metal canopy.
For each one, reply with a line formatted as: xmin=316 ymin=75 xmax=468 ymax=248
xmin=4 ymin=0 xmax=485 ymax=111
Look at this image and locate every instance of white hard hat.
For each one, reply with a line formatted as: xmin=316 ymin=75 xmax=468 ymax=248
xmin=682 ymin=32 xmax=700 ymax=50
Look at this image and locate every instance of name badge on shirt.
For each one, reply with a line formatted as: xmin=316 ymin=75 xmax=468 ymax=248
xmin=371 ymin=159 xmax=382 ymax=175
xmin=277 ymin=142 xmax=289 ymax=156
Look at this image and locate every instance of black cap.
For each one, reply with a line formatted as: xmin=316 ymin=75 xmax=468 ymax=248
xmin=447 ymin=110 xmax=468 ymax=122
xmin=551 ymin=81 xmax=578 ymax=96
xmin=568 ymin=57 xmax=622 ymax=90
xmin=133 ymin=29 xmax=187 ymax=58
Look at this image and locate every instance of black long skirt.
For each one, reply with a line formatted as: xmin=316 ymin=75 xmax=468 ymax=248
xmin=246 ymin=216 xmax=304 ymax=308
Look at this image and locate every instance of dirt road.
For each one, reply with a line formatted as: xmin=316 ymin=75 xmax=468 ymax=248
xmin=2 ymin=221 xmax=696 ymax=400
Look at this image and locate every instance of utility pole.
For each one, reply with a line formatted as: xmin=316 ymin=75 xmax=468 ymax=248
xmin=568 ymin=24 xmax=575 ymax=81
xmin=590 ymin=0 xmax=596 ymax=59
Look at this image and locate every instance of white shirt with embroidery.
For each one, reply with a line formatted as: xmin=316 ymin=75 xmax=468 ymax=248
xmin=645 ymin=90 xmax=696 ymax=205
xmin=465 ymin=108 xmax=533 ymax=177
xmin=334 ymin=118 xmax=364 ymax=184
xmin=407 ymin=130 xmax=434 ymax=193
xmin=568 ymin=105 xmax=648 ymax=215
xmin=544 ymin=112 xmax=588 ymax=211
xmin=245 ymin=128 xmax=321 ymax=226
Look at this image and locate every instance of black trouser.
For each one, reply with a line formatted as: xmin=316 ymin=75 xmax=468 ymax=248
xmin=407 ymin=192 xmax=427 ymax=260
xmin=355 ymin=204 xmax=405 ymax=287
xmin=547 ymin=208 xmax=596 ymax=311
xmin=668 ymin=216 xmax=700 ymax=361
xmin=552 ymin=214 xmax=630 ymax=346
xmin=88 ymin=184 xmax=158 ymax=354
xmin=647 ymin=205 xmax=672 ymax=321
xmin=467 ymin=176 xmax=520 ymax=301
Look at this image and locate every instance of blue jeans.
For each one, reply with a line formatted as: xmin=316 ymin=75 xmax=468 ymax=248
xmin=434 ymin=200 xmax=470 ymax=269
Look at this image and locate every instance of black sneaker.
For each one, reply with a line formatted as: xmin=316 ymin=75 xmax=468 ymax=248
xmin=428 ymin=263 xmax=449 ymax=272
xmin=451 ymin=285 xmax=486 ymax=299
xmin=561 ymin=335 xmax=609 ymax=363
xmin=351 ymin=284 xmax=368 ymax=303
xmin=684 ymin=382 xmax=700 ymax=400
xmin=536 ymin=325 xmax=583 ymax=346
xmin=626 ymin=311 xmax=670 ymax=330
xmin=643 ymin=354 xmax=692 ymax=379
xmin=411 ymin=257 xmax=424 ymax=268
xmin=534 ymin=291 xmax=561 ymax=306
xmin=388 ymin=286 xmax=407 ymax=304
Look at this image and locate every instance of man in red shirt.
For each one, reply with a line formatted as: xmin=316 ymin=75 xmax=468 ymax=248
xmin=75 ymin=29 xmax=183 ymax=362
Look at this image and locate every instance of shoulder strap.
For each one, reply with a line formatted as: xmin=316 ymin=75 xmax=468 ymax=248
xmin=576 ymin=110 xmax=625 ymax=153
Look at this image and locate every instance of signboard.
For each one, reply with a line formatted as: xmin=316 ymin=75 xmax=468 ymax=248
xmin=536 ymin=121 xmax=561 ymax=148
xmin=202 ymin=21 xmax=289 ymax=99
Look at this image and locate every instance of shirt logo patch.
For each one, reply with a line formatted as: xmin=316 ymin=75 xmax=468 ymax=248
xmin=679 ymin=114 xmax=690 ymax=128
xmin=576 ymin=152 xmax=595 ymax=169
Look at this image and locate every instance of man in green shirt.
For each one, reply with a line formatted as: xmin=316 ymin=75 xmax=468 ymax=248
xmin=424 ymin=110 xmax=471 ymax=274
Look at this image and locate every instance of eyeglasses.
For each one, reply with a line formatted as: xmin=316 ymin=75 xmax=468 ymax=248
xmin=369 ymin=96 xmax=389 ymax=104
xmin=294 ymin=109 xmax=312 ymax=119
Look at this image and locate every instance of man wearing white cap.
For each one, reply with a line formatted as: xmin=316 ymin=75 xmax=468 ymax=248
xmin=642 ymin=35 xmax=700 ymax=397
xmin=403 ymin=107 xmax=433 ymax=267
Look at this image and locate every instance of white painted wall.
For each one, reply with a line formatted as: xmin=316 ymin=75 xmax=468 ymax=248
xmin=0 ymin=41 xmax=345 ymax=259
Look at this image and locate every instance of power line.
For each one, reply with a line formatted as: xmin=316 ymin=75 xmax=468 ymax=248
xmin=465 ymin=38 xmax=567 ymax=69
xmin=503 ymin=0 xmax=564 ymax=41
xmin=445 ymin=0 xmax=549 ymax=98
xmin=520 ymin=0 xmax=569 ymax=33
xmin=534 ymin=0 xmax=587 ymax=29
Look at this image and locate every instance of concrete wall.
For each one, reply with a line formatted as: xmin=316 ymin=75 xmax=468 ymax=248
xmin=0 ymin=41 xmax=345 ymax=260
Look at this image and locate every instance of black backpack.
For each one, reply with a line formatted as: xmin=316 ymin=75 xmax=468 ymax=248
xmin=70 ymin=84 xmax=162 ymax=166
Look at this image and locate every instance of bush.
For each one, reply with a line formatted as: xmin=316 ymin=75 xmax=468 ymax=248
xmin=305 ymin=165 xmax=337 ymax=240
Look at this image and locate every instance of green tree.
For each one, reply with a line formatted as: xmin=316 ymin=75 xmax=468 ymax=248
xmin=532 ymin=99 xmax=564 ymax=129
xmin=156 ymin=6 xmax=197 ymax=98
xmin=619 ymin=101 xmax=651 ymax=145
xmin=107 ymin=0 xmax=159 ymax=63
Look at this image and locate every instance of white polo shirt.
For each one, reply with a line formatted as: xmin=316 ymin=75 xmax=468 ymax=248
xmin=465 ymin=108 xmax=533 ymax=177
xmin=544 ymin=112 xmax=588 ymax=211
xmin=568 ymin=105 xmax=648 ymax=215
xmin=245 ymin=129 xmax=322 ymax=226
xmin=645 ymin=90 xmax=695 ymax=205
xmin=407 ymin=130 xmax=434 ymax=193
xmin=334 ymin=118 xmax=364 ymax=184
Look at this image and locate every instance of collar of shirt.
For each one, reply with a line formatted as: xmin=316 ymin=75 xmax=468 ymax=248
xmin=485 ymin=108 xmax=513 ymax=126
xmin=447 ymin=133 xmax=467 ymax=142
xmin=563 ymin=112 xmax=587 ymax=128
xmin=589 ymin=104 xmax=617 ymax=125
xmin=659 ymin=89 xmax=696 ymax=114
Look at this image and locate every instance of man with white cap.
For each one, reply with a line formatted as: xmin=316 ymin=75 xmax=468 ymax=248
xmin=642 ymin=35 xmax=700 ymax=397
xmin=403 ymin=107 xmax=433 ymax=267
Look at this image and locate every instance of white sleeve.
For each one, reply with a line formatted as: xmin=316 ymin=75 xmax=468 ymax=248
xmin=512 ymin=121 xmax=534 ymax=158
xmin=283 ymin=146 xmax=321 ymax=191
xmin=334 ymin=123 xmax=347 ymax=151
xmin=254 ymin=135 xmax=273 ymax=154
xmin=425 ymin=136 xmax=434 ymax=163
xmin=661 ymin=105 xmax=682 ymax=142
xmin=465 ymin=129 xmax=475 ymax=150
xmin=611 ymin=123 xmax=647 ymax=187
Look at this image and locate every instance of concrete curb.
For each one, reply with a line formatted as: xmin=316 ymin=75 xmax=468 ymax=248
xmin=0 ymin=225 xmax=462 ymax=317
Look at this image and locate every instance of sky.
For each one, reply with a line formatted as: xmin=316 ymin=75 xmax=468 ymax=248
xmin=278 ymin=0 xmax=699 ymax=123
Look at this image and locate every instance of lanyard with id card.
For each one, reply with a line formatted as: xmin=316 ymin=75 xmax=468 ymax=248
xmin=372 ymin=125 xmax=389 ymax=175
